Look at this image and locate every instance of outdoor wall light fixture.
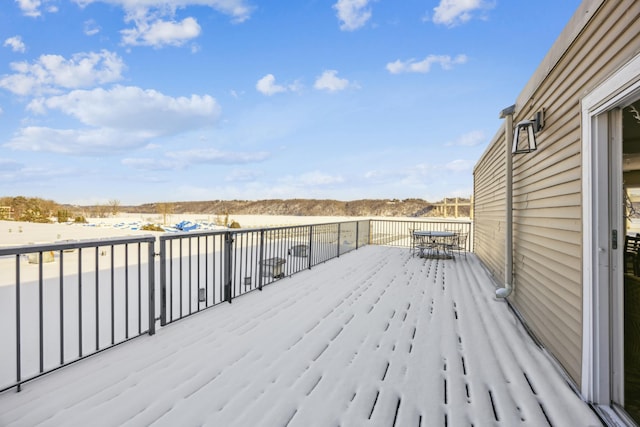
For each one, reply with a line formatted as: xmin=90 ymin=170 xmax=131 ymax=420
xmin=512 ymin=110 xmax=544 ymax=154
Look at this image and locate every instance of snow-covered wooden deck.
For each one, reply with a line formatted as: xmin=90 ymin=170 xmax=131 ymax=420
xmin=0 ymin=246 xmax=602 ymax=426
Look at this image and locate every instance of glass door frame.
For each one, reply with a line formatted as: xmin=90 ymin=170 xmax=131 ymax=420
xmin=582 ymin=52 xmax=640 ymax=420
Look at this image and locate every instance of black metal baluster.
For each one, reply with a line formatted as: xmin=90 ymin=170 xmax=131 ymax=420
xmin=110 ymin=245 xmax=115 ymax=345
xmin=159 ymin=239 xmax=166 ymax=326
xmin=95 ymin=247 xmax=99 ymax=351
xmin=219 ymin=235 xmax=224 ymax=304
xmin=169 ymin=240 xmax=173 ymax=323
xmin=308 ymin=226 xmax=313 ymax=269
xmin=197 ymin=236 xmax=201 ymax=311
xmin=224 ymin=232 xmax=232 ymax=303
xmin=232 ymin=233 xmax=238 ymax=296
xmin=188 ymin=237 xmax=192 ymax=315
xmin=204 ymin=235 xmax=209 ymax=306
xmin=125 ymin=244 xmax=129 ymax=338
xmin=38 ymin=251 xmax=44 ymax=373
xmin=148 ymin=242 xmax=155 ymax=335
xmin=59 ymin=250 xmax=64 ymax=365
xmin=249 ymin=232 xmax=254 ymax=290
xmin=259 ymin=230 xmax=264 ymax=291
xmin=138 ymin=242 xmax=142 ymax=335
xmin=78 ymin=248 xmax=83 ymax=358
xmin=15 ymin=255 xmax=21 ymax=391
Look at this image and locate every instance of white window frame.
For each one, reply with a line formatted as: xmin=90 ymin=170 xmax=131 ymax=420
xmin=582 ymin=52 xmax=640 ymax=405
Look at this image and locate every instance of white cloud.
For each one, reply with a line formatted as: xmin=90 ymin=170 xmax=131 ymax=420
xmin=314 ymin=70 xmax=352 ymax=92
xmin=166 ymin=148 xmax=269 ymax=164
xmin=333 ymin=0 xmax=372 ymax=31
xmin=121 ymin=157 xmax=180 ymax=170
xmin=229 ymin=89 xmax=243 ymax=99
xmin=15 ymin=0 xmax=57 ymax=17
xmin=224 ymin=168 xmax=262 ymax=182
xmin=122 ymin=149 xmax=269 ymax=171
xmin=0 ymin=158 xmax=22 ymax=171
xmin=432 ymin=0 xmax=493 ymax=27
xmin=121 ymin=17 xmax=201 ymax=47
xmin=386 ymin=54 xmax=467 ymax=74
xmin=445 ymin=159 xmax=474 ymax=172
xmin=28 ymin=85 xmax=220 ymax=135
xmin=300 ymin=171 xmax=344 ymax=186
xmin=279 ymin=171 xmax=345 ymax=187
xmin=8 ymin=86 xmax=221 ymax=155
xmin=0 ymin=50 xmax=125 ymax=96
xmin=364 ymin=164 xmax=431 ymax=186
xmin=15 ymin=0 xmax=42 ymax=17
xmin=4 ymin=36 xmax=26 ymax=53
xmin=256 ymin=74 xmax=301 ymax=96
xmin=84 ymin=19 xmax=101 ymax=36
xmin=256 ymin=74 xmax=286 ymax=96
xmin=0 ymin=163 xmax=76 ymax=184
xmin=73 ymin=0 xmax=253 ymax=46
xmin=5 ymin=127 xmax=150 ymax=154
xmin=446 ymin=130 xmax=486 ymax=147
xmin=73 ymin=0 xmax=253 ymax=22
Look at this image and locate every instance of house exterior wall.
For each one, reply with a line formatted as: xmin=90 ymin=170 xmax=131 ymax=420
xmin=473 ymin=0 xmax=640 ymax=386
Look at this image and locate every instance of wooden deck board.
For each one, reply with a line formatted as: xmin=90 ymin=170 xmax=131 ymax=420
xmin=0 ymin=246 xmax=601 ymax=426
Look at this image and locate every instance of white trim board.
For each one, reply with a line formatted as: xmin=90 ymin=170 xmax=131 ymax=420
xmin=581 ymin=52 xmax=640 ymax=406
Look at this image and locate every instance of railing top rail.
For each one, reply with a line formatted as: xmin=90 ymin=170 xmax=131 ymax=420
xmin=158 ymin=228 xmax=228 ymax=241
xmin=238 ymin=219 xmax=363 ymax=231
xmin=0 ymin=234 xmax=156 ymax=257
xmin=239 ymin=220 xmax=365 ymax=233
xmin=158 ymin=219 xmax=368 ymax=242
xmin=370 ymin=218 xmax=472 ymax=225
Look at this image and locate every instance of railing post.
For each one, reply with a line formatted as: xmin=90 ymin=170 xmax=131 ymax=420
xmin=258 ymin=230 xmax=265 ymax=291
xmin=148 ymin=241 xmax=156 ymax=335
xmin=160 ymin=238 xmax=167 ymax=327
xmin=224 ymin=232 xmax=233 ymax=303
xmin=355 ymin=221 xmax=360 ymax=250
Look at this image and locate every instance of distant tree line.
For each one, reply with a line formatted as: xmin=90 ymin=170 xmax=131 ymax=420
xmin=0 ymin=196 xmax=473 ymax=224
xmin=0 ymin=196 xmax=124 ymax=223
xmin=0 ymin=196 xmax=59 ymax=223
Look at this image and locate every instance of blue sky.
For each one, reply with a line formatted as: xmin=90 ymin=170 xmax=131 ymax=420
xmin=0 ymin=0 xmax=581 ymax=205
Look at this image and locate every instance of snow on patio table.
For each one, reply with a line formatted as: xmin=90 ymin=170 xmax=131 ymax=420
xmin=0 ymin=246 xmax=601 ymax=426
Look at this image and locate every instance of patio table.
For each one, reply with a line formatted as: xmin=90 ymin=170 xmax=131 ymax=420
xmin=413 ymin=230 xmax=457 ymax=259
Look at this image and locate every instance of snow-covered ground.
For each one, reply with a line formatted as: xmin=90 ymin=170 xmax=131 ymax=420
xmin=0 ymin=214 xmax=469 ymax=246
xmin=0 ymin=246 xmax=601 ymax=426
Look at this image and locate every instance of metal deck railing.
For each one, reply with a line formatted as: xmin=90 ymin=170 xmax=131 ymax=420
xmin=0 ymin=218 xmax=471 ymax=393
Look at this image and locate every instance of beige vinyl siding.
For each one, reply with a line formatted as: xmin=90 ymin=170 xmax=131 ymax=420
xmin=473 ymin=131 xmax=506 ymax=283
xmin=473 ymin=0 xmax=640 ymax=386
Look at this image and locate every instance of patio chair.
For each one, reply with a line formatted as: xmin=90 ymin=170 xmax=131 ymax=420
xmin=409 ymin=228 xmax=422 ymax=257
xmin=410 ymin=228 xmax=435 ymax=258
xmin=445 ymin=232 xmax=468 ymax=258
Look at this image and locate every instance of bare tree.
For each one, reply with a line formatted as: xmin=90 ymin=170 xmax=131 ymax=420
xmin=93 ymin=203 xmax=109 ymax=218
xmin=156 ymin=202 xmax=175 ymax=225
xmin=108 ymin=199 xmax=121 ymax=216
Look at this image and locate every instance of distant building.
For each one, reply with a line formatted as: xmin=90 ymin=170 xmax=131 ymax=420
xmin=0 ymin=206 xmax=13 ymax=220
